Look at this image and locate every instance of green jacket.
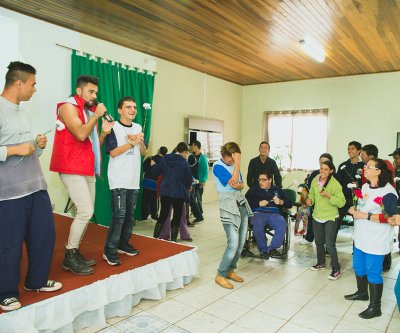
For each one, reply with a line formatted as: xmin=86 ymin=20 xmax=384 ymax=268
xmin=309 ymin=175 xmax=345 ymax=221
xmin=198 ymin=153 xmax=209 ymax=184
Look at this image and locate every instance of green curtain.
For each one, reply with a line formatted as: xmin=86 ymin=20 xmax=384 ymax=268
xmin=118 ymin=65 xmax=155 ymax=219
xmin=71 ymin=51 xmax=155 ymax=226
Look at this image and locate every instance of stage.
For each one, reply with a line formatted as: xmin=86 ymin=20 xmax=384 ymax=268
xmin=0 ymin=214 xmax=199 ymax=333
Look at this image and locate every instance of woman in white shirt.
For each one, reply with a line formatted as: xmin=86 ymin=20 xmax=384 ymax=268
xmin=345 ymin=158 xmax=398 ymax=319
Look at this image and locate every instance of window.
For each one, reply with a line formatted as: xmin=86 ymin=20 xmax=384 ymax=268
xmin=264 ymin=109 xmax=328 ymax=170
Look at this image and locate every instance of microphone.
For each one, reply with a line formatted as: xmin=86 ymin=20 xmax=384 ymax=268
xmin=93 ymin=98 xmax=114 ymax=122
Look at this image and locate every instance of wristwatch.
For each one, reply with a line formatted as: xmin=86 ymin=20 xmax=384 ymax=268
xmin=367 ymin=212 xmax=372 ymax=220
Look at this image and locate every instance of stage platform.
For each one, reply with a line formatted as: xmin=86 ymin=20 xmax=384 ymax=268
xmin=0 ymin=214 xmax=199 ymax=333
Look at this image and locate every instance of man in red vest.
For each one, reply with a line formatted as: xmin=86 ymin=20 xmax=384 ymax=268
xmin=50 ymin=75 xmax=113 ymax=275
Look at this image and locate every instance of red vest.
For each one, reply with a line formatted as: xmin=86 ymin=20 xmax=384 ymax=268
xmin=50 ymin=95 xmax=95 ymax=176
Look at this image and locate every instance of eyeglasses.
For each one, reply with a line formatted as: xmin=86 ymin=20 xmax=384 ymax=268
xmin=364 ymin=165 xmax=379 ymax=170
xmin=258 ymin=178 xmax=270 ymax=182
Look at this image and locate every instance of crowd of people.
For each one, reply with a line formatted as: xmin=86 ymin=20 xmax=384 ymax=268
xmin=0 ymin=61 xmax=399 ymax=319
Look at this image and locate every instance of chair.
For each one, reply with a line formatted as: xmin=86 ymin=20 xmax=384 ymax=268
xmin=241 ymin=209 xmax=291 ymax=261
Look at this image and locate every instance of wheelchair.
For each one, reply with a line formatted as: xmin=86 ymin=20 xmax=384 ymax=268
xmin=240 ymin=189 xmax=298 ymax=262
xmin=241 ymin=208 xmax=292 ymax=261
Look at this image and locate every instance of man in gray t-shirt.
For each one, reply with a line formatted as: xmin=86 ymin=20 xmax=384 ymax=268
xmin=0 ymin=61 xmax=62 ymax=312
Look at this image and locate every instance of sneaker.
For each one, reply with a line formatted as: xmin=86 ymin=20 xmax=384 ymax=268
xmin=259 ymin=252 xmax=270 ymax=260
xmin=310 ymin=263 xmax=325 ymax=271
xmin=117 ymin=243 xmax=139 ymax=256
xmin=0 ymin=297 xmax=21 ymax=311
xmin=193 ymin=217 xmax=204 ymax=223
xmin=103 ymin=253 xmax=122 ymax=266
xmin=328 ymin=270 xmax=341 ymax=280
xmin=299 ymin=238 xmax=313 ymax=245
xmin=268 ymin=249 xmax=282 ymax=257
xmin=24 ymin=280 xmax=62 ymax=292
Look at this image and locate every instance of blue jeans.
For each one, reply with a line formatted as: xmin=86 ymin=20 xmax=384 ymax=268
xmin=250 ymin=212 xmax=285 ymax=253
xmin=217 ymin=205 xmax=248 ymax=277
xmin=104 ymin=189 xmax=139 ymax=255
xmin=353 ymin=246 xmax=384 ymax=284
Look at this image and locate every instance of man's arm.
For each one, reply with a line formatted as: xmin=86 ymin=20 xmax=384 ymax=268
xmin=59 ymin=103 xmax=106 ymax=142
xmin=247 ymin=159 xmax=255 ymax=187
xmin=271 ymin=159 xmax=282 ymax=188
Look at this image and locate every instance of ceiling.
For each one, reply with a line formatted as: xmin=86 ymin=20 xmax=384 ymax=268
xmin=2 ymin=0 xmax=400 ymax=85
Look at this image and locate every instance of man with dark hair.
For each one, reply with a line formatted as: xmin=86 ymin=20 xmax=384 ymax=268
xmin=336 ymin=141 xmax=364 ymax=237
xmin=103 ymin=97 xmax=146 ymax=265
xmin=0 ymin=61 xmax=62 ymax=311
xmin=246 ymin=171 xmax=292 ymax=259
xmin=142 ymin=146 xmax=168 ymax=221
xmin=188 ymin=140 xmax=209 ymax=223
xmin=247 ymin=141 xmax=282 ymax=188
xmin=50 ymin=75 xmax=113 ymax=275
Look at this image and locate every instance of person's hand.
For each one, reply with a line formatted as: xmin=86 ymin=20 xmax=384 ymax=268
xmin=231 ymin=152 xmax=241 ymax=164
xmin=320 ymin=190 xmax=331 ymax=199
xmin=17 ymin=143 xmax=35 ymax=156
xmin=352 ymin=210 xmax=366 ymax=219
xmin=101 ymin=118 xmax=114 ymax=134
xmin=388 ymin=215 xmax=400 ymax=226
xmin=273 ymin=196 xmax=281 ymax=205
xmin=150 ymin=159 xmax=156 ymax=166
xmin=94 ymin=103 xmax=107 ymax=118
xmin=348 ymin=206 xmax=356 ymax=215
xmin=259 ymin=200 xmax=268 ymax=207
xmin=35 ymin=134 xmax=47 ymax=149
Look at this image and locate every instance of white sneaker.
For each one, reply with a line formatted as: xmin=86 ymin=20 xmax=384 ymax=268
xmin=299 ymin=238 xmax=313 ymax=245
xmin=0 ymin=297 xmax=21 ymax=311
xmin=24 ymin=280 xmax=62 ymax=292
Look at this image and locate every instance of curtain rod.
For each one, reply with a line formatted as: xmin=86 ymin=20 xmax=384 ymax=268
xmin=55 ymin=43 xmax=156 ymax=75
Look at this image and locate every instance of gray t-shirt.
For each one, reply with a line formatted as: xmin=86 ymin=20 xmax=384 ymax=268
xmin=0 ymin=96 xmax=47 ymax=200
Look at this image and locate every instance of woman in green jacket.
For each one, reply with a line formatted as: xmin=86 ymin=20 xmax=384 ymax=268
xmin=306 ymin=160 xmax=346 ymax=280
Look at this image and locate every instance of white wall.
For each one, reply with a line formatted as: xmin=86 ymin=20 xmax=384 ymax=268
xmin=242 ymin=72 xmax=400 ymax=186
xmin=0 ymin=7 xmax=242 ymax=209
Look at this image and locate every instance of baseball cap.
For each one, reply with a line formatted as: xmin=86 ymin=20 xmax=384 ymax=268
xmin=389 ymin=148 xmax=400 ymax=156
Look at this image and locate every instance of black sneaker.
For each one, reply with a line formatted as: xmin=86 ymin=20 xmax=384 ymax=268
xmin=259 ymin=252 xmax=270 ymax=260
xmin=310 ymin=263 xmax=325 ymax=271
xmin=193 ymin=218 xmax=204 ymax=223
xmin=24 ymin=280 xmax=62 ymax=292
xmin=117 ymin=243 xmax=139 ymax=256
xmin=269 ymin=249 xmax=282 ymax=257
xmin=0 ymin=297 xmax=21 ymax=311
xmin=328 ymin=270 xmax=341 ymax=280
xmin=103 ymin=253 xmax=122 ymax=266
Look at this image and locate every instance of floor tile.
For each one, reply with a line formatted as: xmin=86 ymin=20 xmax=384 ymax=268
xmin=175 ymin=310 xmax=230 ymax=333
xmin=234 ymin=309 xmax=286 ymax=333
xmin=113 ymin=312 xmax=170 ymax=333
xmin=202 ymin=298 xmax=250 ymax=322
xmin=289 ymin=308 xmax=340 ymax=333
xmin=146 ymin=299 xmax=197 ymax=323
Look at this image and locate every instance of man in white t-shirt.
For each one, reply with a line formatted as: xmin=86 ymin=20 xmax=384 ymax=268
xmin=103 ymin=97 xmax=146 ymax=265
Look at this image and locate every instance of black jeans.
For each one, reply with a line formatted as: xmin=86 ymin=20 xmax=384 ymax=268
xmin=104 ymin=189 xmax=138 ymax=255
xmin=158 ymin=196 xmax=184 ymax=229
xmin=142 ymin=188 xmax=158 ymax=219
xmin=313 ymin=219 xmax=340 ymax=271
xmin=190 ymin=184 xmax=203 ymax=219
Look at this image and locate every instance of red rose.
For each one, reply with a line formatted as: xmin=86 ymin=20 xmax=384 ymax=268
xmin=354 ymin=189 xmax=363 ymax=199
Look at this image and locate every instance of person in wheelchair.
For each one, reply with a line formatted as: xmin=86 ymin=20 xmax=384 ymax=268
xmin=245 ymin=171 xmax=292 ymax=259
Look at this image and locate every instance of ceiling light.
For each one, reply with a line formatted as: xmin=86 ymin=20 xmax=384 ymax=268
xmin=299 ymin=39 xmax=325 ymax=63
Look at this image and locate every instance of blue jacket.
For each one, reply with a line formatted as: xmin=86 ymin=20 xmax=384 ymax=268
xmin=154 ymin=153 xmax=192 ymax=200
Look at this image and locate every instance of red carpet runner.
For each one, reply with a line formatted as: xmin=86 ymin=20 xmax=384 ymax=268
xmin=11 ymin=214 xmax=193 ymax=310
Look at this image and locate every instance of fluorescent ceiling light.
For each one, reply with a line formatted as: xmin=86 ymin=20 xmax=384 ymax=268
xmin=299 ymin=39 xmax=325 ymax=63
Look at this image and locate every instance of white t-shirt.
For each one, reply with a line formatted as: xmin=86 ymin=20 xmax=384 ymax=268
xmin=106 ymin=121 xmax=142 ymax=190
xmin=354 ymin=183 xmax=398 ymax=255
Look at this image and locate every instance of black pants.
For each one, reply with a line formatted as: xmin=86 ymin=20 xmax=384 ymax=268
xmin=189 ymin=184 xmax=203 ymax=219
xmin=0 ymin=191 xmax=55 ymax=301
xmin=158 ymin=196 xmax=185 ymax=229
xmin=142 ymin=188 xmax=158 ymax=219
xmin=313 ymin=219 xmax=340 ymax=271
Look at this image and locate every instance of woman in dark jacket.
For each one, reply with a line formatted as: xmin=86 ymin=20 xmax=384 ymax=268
xmin=153 ymin=142 xmax=192 ymax=241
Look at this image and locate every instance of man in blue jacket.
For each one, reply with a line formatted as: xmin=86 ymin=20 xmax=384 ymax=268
xmin=245 ymin=171 xmax=292 ymax=259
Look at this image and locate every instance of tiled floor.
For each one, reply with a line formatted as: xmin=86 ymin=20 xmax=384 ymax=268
xmin=78 ymin=201 xmax=400 ymax=333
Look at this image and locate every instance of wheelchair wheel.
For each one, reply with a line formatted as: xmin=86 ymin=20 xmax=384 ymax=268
xmin=281 ymin=215 xmax=291 ymax=259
